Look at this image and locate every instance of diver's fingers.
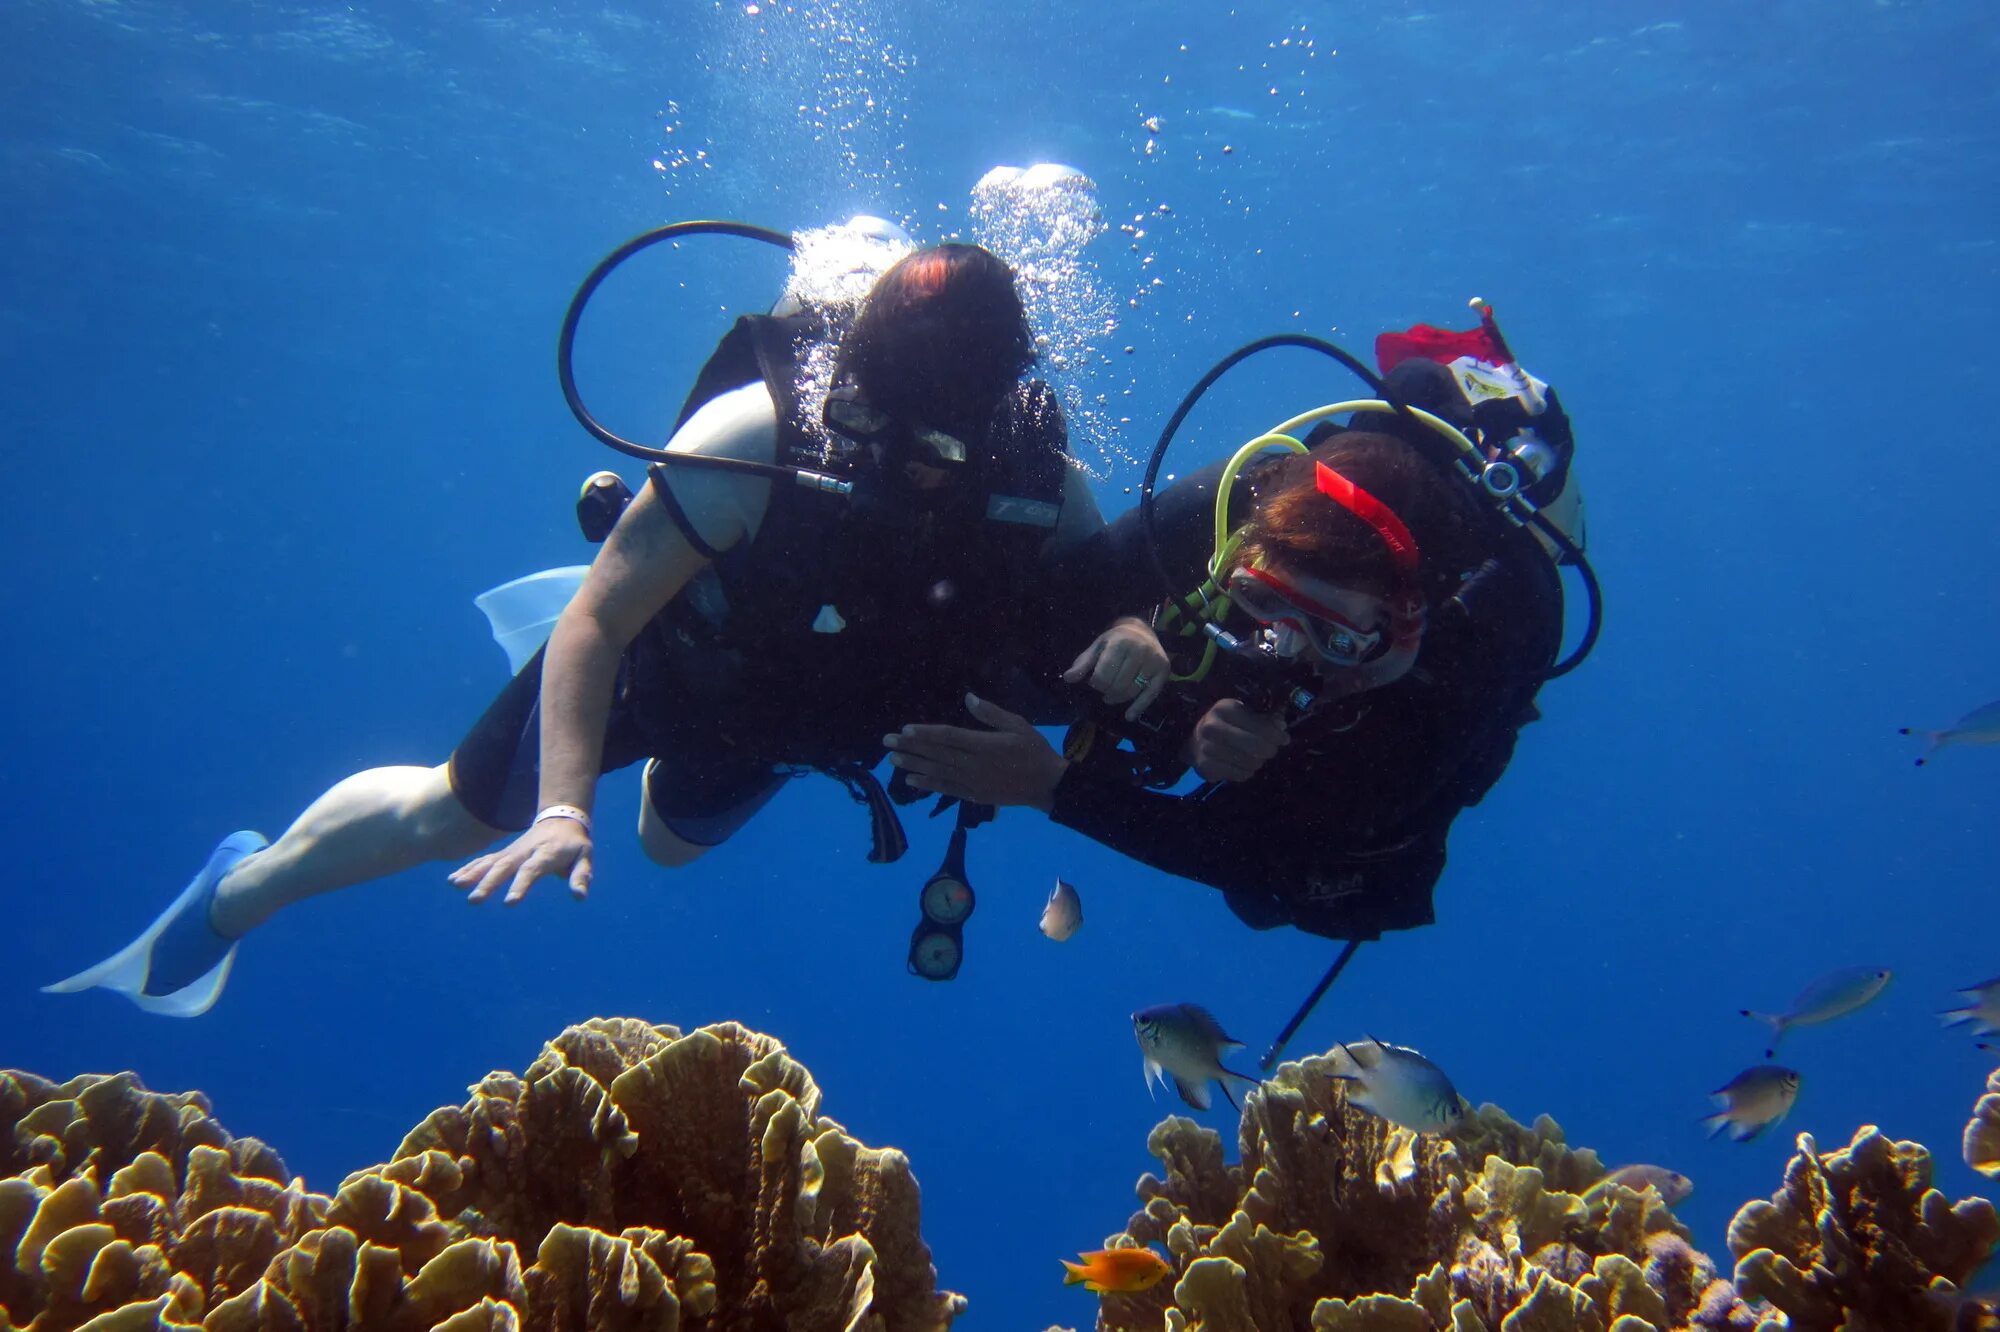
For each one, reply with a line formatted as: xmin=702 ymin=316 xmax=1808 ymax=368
xmin=896 ymin=767 xmax=968 ymax=801
xmin=888 ymin=724 xmax=982 ymax=758
xmin=1217 ymin=706 xmax=1289 ymax=749
xmin=963 ymin=693 xmax=1033 ymax=734
xmin=503 ymin=848 xmax=561 ymax=906
xmin=1091 ymin=644 xmax=1138 ymax=702
xmin=448 ymin=852 xmax=498 ymax=888
xmin=884 ymin=749 xmax=956 ymax=786
xmin=1201 ymin=756 xmax=1257 ymax=783
xmin=1218 ymin=727 xmax=1283 ymax=765
xmin=464 ymin=849 xmax=522 ymax=904
xmin=1126 ymin=670 xmax=1167 ymax=721
xmin=568 ymin=846 xmax=592 ymax=901
xmin=1063 ymin=636 xmax=1106 ymax=684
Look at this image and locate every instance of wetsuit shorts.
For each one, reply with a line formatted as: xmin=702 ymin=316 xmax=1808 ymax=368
xmin=448 ymin=648 xmax=790 ymax=847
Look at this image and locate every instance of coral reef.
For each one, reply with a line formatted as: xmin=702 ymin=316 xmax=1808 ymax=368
xmin=1077 ymin=1050 xmax=1745 ymax=1332
xmin=1727 ymin=1119 xmax=2000 ymax=1332
xmin=14 ymin=1035 xmax=1997 ymax=1332
xmin=1 ymin=1018 xmax=964 ymax=1332
xmin=1051 ymin=1058 xmax=2000 ymax=1332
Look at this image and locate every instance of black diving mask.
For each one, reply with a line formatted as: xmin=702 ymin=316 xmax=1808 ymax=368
xmin=823 ymin=382 xmax=974 ymax=471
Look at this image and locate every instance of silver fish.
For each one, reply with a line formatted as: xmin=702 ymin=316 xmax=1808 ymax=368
xmin=1040 ymin=879 xmax=1082 ymax=942
xmin=1940 ymin=977 xmax=2000 ymax=1038
xmin=1133 ymin=1003 xmax=1260 ymax=1112
xmin=1584 ymin=1164 xmax=1694 ymax=1207
xmin=1741 ymin=965 xmax=1891 ymax=1056
xmin=1702 ymin=1065 xmax=1800 ymax=1142
xmin=1331 ymin=1036 xmax=1467 ymax=1134
xmin=1903 ymin=699 xmax=2000 ymax=766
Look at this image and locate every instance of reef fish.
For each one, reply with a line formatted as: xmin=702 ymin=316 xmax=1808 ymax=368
xmin=1702 ymin=1065 xmax=1801 ymax=1141
xmin=1040 ymin=879 xmax=1082 ymax=941
xmin=1741 ymin=965 xmax=1892 ymax=1056
xmin=1332 ymin=1036 xmax=1467 ymax=1134
xmin=1133 ymin=1003 xmax=1261 ymax=1111
xmin=1583 ymin=1164 xmax=1694 ymax=1207
xmin=1903 ymin=699 xmax=2000 ymax=766
xmin=1061 ymin=1245 xmax=1173 ymax=1294
xmin=1940 ymin=977 xmax=2000 ymax=1038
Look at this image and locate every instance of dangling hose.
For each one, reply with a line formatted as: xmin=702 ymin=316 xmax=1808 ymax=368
xmin=1139 ymin=335 xmax=1392 ymax=607
xmin=556 ymin=220 xmax=795 ymax=466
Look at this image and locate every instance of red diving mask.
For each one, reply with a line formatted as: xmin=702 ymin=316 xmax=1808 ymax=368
xmin=1228 ymin=462 xmax=1427 ymax=673
xmin=1226 ymin=566 xmax=1388 ymax=667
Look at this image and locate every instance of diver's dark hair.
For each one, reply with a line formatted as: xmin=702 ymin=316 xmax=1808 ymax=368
xmin=842 ymin=243 xmax=1037 ymax=424
xmin=1235 ymin=431 xmax=1484 ymax=604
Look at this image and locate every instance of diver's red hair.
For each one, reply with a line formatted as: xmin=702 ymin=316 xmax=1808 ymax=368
xmin=1236 ymin=432 xmax=1478 ymax=601
xmin=841 ymin=243 xmax=1036 ymax=424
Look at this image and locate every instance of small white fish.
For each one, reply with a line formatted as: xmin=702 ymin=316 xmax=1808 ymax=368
xmin=1040 ymin=879 xmax=1082 ymax=942
xmin=1941 ymin=977 xmax=2000 ymax=1038
xmin=1583 ymin=1164 xmax=1694 ymax=1207
xmin=1331 ymin=1036 xmax=1466 ymax=1134
xmin=1741 ymin=965 xmax=1892 ymax=1056
xmin=1133 ymin=1004 xmax=1261 ymax=1111
xmin=1902 ymin=699 xmax=2000 ymax=766
xmin=1702 ymin=1065 xmax=1800 ymax=1142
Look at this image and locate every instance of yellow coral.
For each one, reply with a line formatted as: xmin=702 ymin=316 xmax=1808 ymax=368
xmin=1098 ymin=1048 xmax=1724 ymax=1332
xmin=3 ymin=1020 xmax=963 ymax=1332
xmin=1727 ymin=1125 xmax=1999 ymax=1332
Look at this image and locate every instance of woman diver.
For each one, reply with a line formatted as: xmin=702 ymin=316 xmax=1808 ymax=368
xmin=883 ymin=316 xmax=1589 ymax=950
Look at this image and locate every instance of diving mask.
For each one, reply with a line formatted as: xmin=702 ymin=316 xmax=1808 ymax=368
xmin=823 ymin=383 xmax=972 ymax=469
xmin=1226 ymin=566 xmax=1389 ymax=669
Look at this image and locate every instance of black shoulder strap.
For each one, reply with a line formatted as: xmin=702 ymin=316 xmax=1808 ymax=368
xmin=644 ymin=462 xmax=723 ymax=561
xmin=671 ymin=316 xmax=766 ymax=435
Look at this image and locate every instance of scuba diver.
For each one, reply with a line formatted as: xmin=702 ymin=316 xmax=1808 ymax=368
xmin=882 ymin=308 xmax=1595 ymax=1056
xmin=45 ymin=225 xmax=1103 ymax=1016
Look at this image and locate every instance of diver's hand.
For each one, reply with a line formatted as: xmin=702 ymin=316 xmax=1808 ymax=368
xmin=1063 ymin=617 xmax=1169 ymax=720
xmin=449 ymin=819 xmax=593 ymax=906
xmin=1186 ymin=699 xmax=1290 ymax=784
xmin=885 ymin=694 xmax=1069 ymax=811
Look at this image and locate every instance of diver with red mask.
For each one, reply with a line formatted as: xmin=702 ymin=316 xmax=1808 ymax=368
xmin=883 ymin=308 xmax=1595 ymax=1038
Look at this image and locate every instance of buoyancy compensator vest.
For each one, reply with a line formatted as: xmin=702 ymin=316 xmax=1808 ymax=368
xmin=623 ymin=310 xmax=1074 ymax=772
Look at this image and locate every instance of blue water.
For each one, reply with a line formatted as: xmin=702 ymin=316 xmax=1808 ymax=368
xmin=4 ymin=1 xmax=1995 ymax=1326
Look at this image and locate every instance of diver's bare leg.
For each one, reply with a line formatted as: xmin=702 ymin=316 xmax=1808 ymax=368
xmin=636 ymin=797 xmax=716 ymax=869
xmin=211 ymin=763 xmax=500 ymax=935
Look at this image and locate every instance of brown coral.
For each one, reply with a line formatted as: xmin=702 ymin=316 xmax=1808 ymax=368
xmin=1092 ymin=1050 xmax=1738 ymax=1332
xmin=1726 ymin=1124 xmax=2000 ymax=1332
xmin=2 ymin=1017 xmax=965 ymax=1332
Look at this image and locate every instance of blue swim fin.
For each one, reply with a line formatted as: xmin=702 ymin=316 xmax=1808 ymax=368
xmin=474 ymin=567 xmax=589 ymax=673
xmin=42 ymin=831 xmax=266 ymax=1017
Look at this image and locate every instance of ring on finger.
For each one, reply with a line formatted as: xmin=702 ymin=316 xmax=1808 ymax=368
xmin=1132 ymin=672 xmax=1153 ymax=687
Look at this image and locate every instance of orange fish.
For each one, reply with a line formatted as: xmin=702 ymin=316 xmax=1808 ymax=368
xmin=1060 ymin=1246 xmax=1172 ymax=1294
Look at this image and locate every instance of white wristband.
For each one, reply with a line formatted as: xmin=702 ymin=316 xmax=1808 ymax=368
xmin=533 ymin=804 xmax=592 ymax=836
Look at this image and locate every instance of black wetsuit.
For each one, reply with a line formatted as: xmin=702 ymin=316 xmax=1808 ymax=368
xmin=1045 ymin=420 xmax=1565 ymax=942
xmin=450 ymin=314 xmax=1075 ymax=846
